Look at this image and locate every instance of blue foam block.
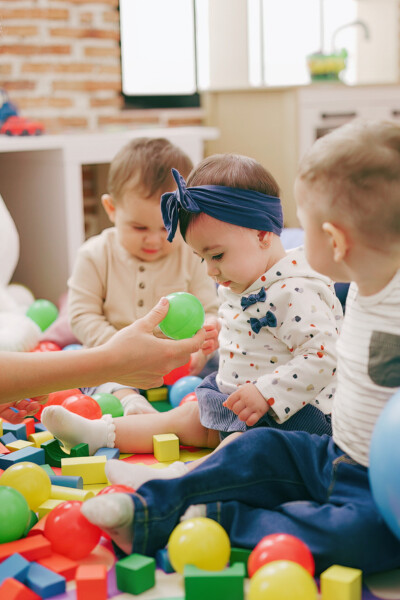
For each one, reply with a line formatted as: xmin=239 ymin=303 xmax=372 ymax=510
xmin=0 ymin=432 xmax=18 ymax=446
xmin=156 ymin=548 xmax=175 ymax=573
xmin=0 ymin=446 xmax=45 ymax=469
xmin=49 ymin=475 xmax=83 ymax=489
xmin=25 ymin=562 xmax=66 ymax=598
xmin=94 ymin=447 xmax=120 ymax=460
xmin=34 ymin=422 xmax=47 ymax=432
xmin=0 ymin=553 xmax=30 ymax=585
xmin=2 ymin=422 xmax=27 ymax=440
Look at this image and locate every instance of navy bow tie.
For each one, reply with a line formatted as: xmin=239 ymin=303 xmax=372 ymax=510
xmin=249 ymin=311 xmax=277 ymax=334
xmin=241 ymin=287 xmax=267 ymax=311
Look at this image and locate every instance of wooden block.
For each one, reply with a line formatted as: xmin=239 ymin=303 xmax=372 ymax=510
xmin=37 ymin=553 xmax=78 ymax=582
xmin=0 ymin=534 xmax=51 ymax=563
xmin=28 ymin=431 xmax=53 ymax=448
xmin=320 ymin=565 xmax=362 ymax=600
xmin=230 ymin=547 xmax=252 ymax=576
xmin=116 ymin=553 xmax=155 ymax=595
xmin=6 ymin=440 xmax=35 ymax=452
xmin=61 ymin=455 xmax=108 ymax=484
xmin=22 ymin=418 xmax=36 ymax=437
xmin=153 ymin=433 xmax=180 ymax=462
xmin=25 ymin=562 xmax=66 ymax=598
xmin=0 ymin=418 xmax=2 ymax=437
xmin=94 ymin=447 xmax=120 ymax=460
xmin=50 ymin=484 xmax=94 ymax=502
xmin=0 ymin=578 xmax=41 ymax=600
xmin=0 ymin=442 xmax=10 ymax=455
xmin=2 ymin=423 xmax=26 ymax=441
xmin=155 ymin=548 xmax=175 ymax=573
xmin=0 ymin=446 xmax=44 ymax=469
xmin=184 ymin=563 xmax=245 ymax=600
xmin=0 ymin=553 xmax=30 ymax=585
xmin=41 ymin=438 xmax=89 ymax=468
xmin=76 ymin=564 xmax=108 ymax=600
xmin=0 ymin=432 xmax=17 ymax=446
xmin=37 ymin=499 xmax=64 ymax=519
xmin=26 ymin=515 xmax=48 ymax=538
xmin=146 ymin=387 xmax=168 ymax=402
xmin=49 ymin=475 xmax=83 ymax=489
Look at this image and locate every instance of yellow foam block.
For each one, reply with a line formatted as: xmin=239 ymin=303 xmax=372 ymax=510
xmin=28 ymin=431 xmax=54 ymax=448
xmin=0 ymin=418 xmax=3 ymax=437
xmin=146 ymin=387 xmax=168 ymax=402
xmin=61 ymin=455 xmax=108 ymax=484
xmin=153 ymin=433 xmax=180 ymax=462
xmin=50 ymin=485 xmax=94 ymax=502
xmin=320 ymin=564 xmax=362 ymax=600
xmin=6 ymin=440 xmax=34 ymax=452
xmin=37 ymin=498 xmax=64 ymax=519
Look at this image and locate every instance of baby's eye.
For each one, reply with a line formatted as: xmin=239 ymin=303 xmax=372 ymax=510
xmin=133 ymin=226 xmax=146 ymax=231
xmin=212 ymin=253 xmax=224 ymax=261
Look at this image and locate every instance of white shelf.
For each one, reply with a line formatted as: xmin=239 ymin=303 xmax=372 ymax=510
xmin=0 ymin=127 xmax=218 ymax=302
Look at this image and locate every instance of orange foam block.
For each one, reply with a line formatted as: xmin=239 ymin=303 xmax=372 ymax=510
xmin=0 ymin=577 xmax=41 ymax=600
xmin=0 ymin=443 xmax=10 ymax=455
xmin=26 ymin=514 xmax=48 ymax=537
xmin=76 ymin=564 xmax=108 ymax=600
xmin=0 ymin=534 xmax=51 ymax=563
xmin=22 ymin=418 xmax=36 ymax=437
xmin=38 ymin=553 xmax=78 ymax=582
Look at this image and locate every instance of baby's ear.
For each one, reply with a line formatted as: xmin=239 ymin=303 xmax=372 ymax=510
xmin=257 ymin=231 xmax=271 ymax=248
xmin=101 ymin=194 xmax=116 ymax=223
xmin=322 ymin=222 xmax=349 ymax=262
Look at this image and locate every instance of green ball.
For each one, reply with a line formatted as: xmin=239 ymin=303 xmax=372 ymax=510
xmin=92 ymin=393 xmax=124 ymax=418
xmin=26 ymin=299 xmax=59 ymax=332
xmin=0 ymin=486 xmax=30 ymax=543
xmin=159 ymin=292 xmax=205 ymax=340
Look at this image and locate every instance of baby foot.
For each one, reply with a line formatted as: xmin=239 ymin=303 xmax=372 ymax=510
xmin=105 ymin=459 xmax=188 ymax=489
xmin=81 ymin=493 xmax=134 ymax=554
xmin=41 ymin=405 xmax=115 ymax=455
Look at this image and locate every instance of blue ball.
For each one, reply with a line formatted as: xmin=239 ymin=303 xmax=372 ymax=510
xmin=62 ymin=343 xmax=83 ymax=351
xmin=169 ymin=376 xmax=202 ymax=409
xmin=369 ymin=389 xmax=400 ymax=540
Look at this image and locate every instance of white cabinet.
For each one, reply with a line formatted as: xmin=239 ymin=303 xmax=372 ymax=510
xmin=298 ymin=85 xmax=400 ymax=159
xmin=0 ymin=127 xmax=218 ymax=302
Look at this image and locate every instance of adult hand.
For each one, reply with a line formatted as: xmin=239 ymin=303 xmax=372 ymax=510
xmin=104 ymin=297 xmax=206 ymax=389
xmin=223 ymin=383 xmax=269 ymax=427
xmin=0 ymin=398 xmax=40 ymax=424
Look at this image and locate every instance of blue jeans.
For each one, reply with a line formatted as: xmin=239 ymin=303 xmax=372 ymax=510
xmin=128 ymin=428 xmax=400 ymax=575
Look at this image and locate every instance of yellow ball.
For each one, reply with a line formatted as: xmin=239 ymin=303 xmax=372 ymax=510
xmin=248 ymin=560 xmax=318 ymax=600
xmin=0 ymin=461 xmax=51 ymax=511
xmin=167 ymin=517 xmax=230 ymax=574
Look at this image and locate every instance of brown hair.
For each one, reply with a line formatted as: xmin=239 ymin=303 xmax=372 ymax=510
xmin=179 ymin=153 xmax=280 ymax=239
xmin=107 ymin=137 xmax=193 ymax=201
xmin=297 ymin=119 xmax=400 ymax=248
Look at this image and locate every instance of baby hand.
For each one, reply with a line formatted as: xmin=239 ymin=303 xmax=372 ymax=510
xmin=0 ymin=398 xmax=41 ymax=424
xmin=201 ymin=316 xmax=220 ymax=356
xmin=188 ymin=350 xmax=208 ymax=375
xmin=223 ymin=383 xmax=269 ymax=427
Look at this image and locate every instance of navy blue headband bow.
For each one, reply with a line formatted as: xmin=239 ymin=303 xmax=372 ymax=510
xmin=161 ymin=168 xmax=283 ymax=242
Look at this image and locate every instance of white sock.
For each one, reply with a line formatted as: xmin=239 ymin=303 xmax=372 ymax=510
xmin=41 ymin=405 xmax=115 ymax=455
xmin=81 ymin=493 xmax=134 ymax=554
xmin=120 ymin=393 xmax=158 ymax=416
xmin=105 ymin=459 xmax=189 ymax=489
xmin=180 ymin=504 xmax=207 ymax=521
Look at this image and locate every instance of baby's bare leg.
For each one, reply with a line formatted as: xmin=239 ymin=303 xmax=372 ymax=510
xmin=114 ymin=401 xmax=219 ymax=453
xmin=183 ymin=431 xmax=243 ymax=473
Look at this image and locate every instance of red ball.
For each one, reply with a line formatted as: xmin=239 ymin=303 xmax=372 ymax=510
xmin=179 ymin=392 xmax=198 ymax=406
xmin=248 ymin=534 xmax=315 ymax=578
xmin=44 ymin=500 xmax=101 ymax=560
xmin=62 ymin=394 xmax=102 ymax=420
xmin=36 ymin=388 xmax=82 ymax=421
xmin=31 ymin=341 xmax=62 ymax=352
xmin=163 ymin=361 xmax=191 ymax=386
xmin=97 ymin=484 xmax=136 ymax=495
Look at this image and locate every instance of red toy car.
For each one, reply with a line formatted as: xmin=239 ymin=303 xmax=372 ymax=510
xmin=0 ymin=115 xmax=45 ymax=136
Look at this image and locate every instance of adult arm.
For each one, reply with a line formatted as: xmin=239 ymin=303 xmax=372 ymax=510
xmin=0 ymin=298 xmax=205 ymax=405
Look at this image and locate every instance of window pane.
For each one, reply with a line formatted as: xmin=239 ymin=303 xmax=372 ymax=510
xmin=120 ymin=0 xmax=196 ymax=96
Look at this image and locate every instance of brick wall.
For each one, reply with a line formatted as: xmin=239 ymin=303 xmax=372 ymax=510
xmin=0 ymin=0 xmax=202 ymax=133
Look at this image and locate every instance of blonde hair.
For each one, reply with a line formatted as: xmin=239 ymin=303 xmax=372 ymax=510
xmin=107 ymin=137 xmax=193 ymax=201
xmin=297 ymin=119 xmax=400 ymax=249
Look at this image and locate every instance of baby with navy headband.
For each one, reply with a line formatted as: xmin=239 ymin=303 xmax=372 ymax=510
xmin=42 ymin=153 xmax=342 ymax=488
